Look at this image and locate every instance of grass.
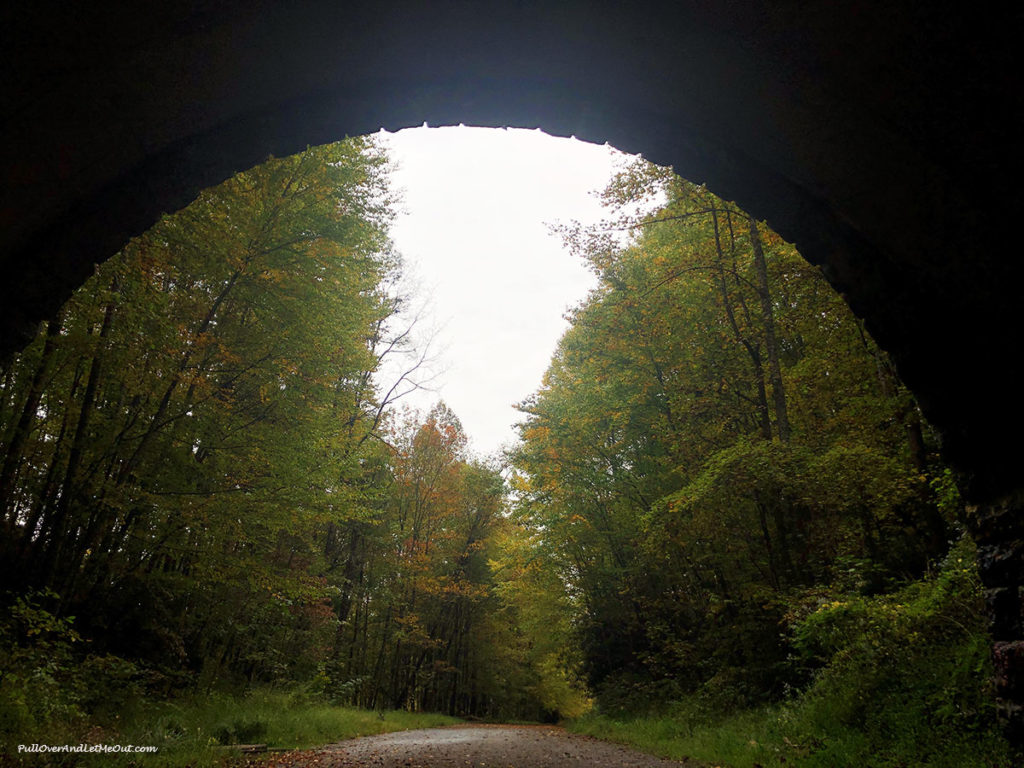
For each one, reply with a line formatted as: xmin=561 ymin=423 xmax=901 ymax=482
xmin=2 ymin=690 xmax=460 ymax=767
xmin=569 ymin=694 xmax=1018 ymax=768
xmin=569 ymin=704 xmax=776 ymax=767
xmin=570 ymin=539 xmax=1021 ymax=768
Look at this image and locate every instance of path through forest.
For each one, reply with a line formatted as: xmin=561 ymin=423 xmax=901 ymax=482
xmin=248 ymin=724 xmax=702 ymax=767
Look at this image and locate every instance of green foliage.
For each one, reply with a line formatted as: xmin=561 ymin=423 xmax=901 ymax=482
xmin=515 ymin=159 xmax=951 ymax=709
xmin=1 ymin=689 xmax=460 ymax=767
xmin=0 ymin=140 xmax=1008 ymax=765
xmin=570 ymin=537 xmax=1016 ymax=767
xmin=0 ymin=138 xmax=540 ymax=750
xmin=509 ymin=156 xmax=1010 ymax=761
xmin=783 ymin=536 xmax=1004 ymax=764
xmin=0 ymin=138 xmax=399 ymax=692
xmin=0 ymin=591 xmax=84 ymax=744
xmin=488 ymin=505 xmax=592 ymax=719
xmin=316 ymin=403 xmax=565 ymax=721
xmin=0 ymin=592 xmax=152 ymax=757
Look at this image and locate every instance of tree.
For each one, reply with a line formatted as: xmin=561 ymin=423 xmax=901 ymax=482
xmin=0 ymin=137 xmax=404 ymax=690
xmin=514 ymin=159 xmax=951 ymax=709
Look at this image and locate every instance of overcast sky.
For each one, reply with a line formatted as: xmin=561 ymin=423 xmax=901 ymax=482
xmin=376 ymin=125 xmax=632 ymax=457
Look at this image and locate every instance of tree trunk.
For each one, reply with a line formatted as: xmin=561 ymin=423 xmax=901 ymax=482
xmin=117 ymin=266 xmax=242 ymax=485
xmin=0 ymin=313 xmax=62 ymax=528
xmin=38 ymin=296 xmax=116 ymax=589
xmin=749 ymin=216 xmax=791 ymax=442
xmin=710 ymin=206 xmax=771 ymax=438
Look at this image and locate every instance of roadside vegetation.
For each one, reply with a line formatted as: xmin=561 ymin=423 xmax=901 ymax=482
xmin=569 ymin=538 xmax=1013 ymax=767
xmin=2 ymin=686 xmax=457 ymax=767
xmin=513 ymin=161 xmax=1019 ymax=766
xmin=1 ymin=137 xmax=1017 ymax=766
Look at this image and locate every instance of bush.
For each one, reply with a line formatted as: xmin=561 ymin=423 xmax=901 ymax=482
xmin=569 ymin=536 xmax=1017 ymax=768
xmin=594 ymin=669 xmax=683 ymax=717
xmin=0 ymin=591 xmax=86 ymax=745
xmin=211 ymin=716 xmax=267 ymax=745
xmin=0 ymin=591 xmax=154 ymax=756
xmin=782 ymin=534 xmax=1011 ymax=765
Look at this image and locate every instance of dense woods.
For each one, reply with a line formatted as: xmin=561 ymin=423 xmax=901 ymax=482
xmin=514 ymin=160 xmax=949 ymax=703
xmin=0 ymin=139 xmax=561 ymax=751
xmin=0 ymin=141 xmax=1012 ymax=766
xmin=512 ymin=161 xmax=1007 ymax=764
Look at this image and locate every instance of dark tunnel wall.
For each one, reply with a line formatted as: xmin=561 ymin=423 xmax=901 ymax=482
xmin=2 ymin=0 xmax=1022 ymax=737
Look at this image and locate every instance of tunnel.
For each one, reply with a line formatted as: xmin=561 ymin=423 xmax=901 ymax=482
xmin=2 ymin=0 xmax=1022 ymax=738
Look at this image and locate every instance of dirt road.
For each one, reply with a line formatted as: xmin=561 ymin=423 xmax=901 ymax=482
xmin=260 ymin=724 xmax=701 ymax=768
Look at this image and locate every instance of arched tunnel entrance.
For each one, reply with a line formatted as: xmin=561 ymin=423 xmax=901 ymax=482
xmin=2 ymin=0 xmax=1022 ymax=739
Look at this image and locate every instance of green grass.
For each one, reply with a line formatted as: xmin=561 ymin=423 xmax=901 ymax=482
xmin=569 ymin=702 xmax=1017 ymax=768
xmin=569 ymin=704 xmax=778 ymax=767
xmin=3 ymin=690 xmax=460 ymax=767
xmin=570 ymin=539 xmax=1020 ymax=768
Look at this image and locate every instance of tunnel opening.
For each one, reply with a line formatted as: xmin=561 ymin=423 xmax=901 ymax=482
xmin=3 ymin=0 xmax=1023 ymax=754
xmin=0 ymin=126 xmax=1014 ymax=761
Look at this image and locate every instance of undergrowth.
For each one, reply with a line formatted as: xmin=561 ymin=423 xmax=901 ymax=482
xmin=571 ymin=537 xmax=1019 ymax=767
xmin=1 ymin=689 xmax=459 ymax=767
xmin=0 ymin=590 xmax=459 ymax=766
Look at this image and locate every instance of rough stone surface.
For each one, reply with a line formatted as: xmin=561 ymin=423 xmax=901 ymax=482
xmin=970 ymin=492 xmax=1024 ymax=741
xmin=993 ymin=642 xmax=1024 ymax=743
xmin=984 ymin=588 xmax=1024 ymax=641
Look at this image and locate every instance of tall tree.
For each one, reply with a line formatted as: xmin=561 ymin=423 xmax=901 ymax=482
xmin=0 ymin=137 xmax=405 ymax=689
xmin=515 ymin=159 xmax=950 ymax=707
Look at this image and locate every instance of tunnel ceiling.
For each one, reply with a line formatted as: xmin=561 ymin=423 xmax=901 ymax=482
xmin=2 ymin=1 xmax=1021 ymax=498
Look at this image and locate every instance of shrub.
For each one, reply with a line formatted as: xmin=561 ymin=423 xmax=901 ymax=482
xmin=0 ymin=591 xmax=85 ymax=744
xmin=784 ymin=534 xmax=1008 ymax=765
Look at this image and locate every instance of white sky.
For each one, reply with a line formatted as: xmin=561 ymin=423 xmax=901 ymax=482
xmin=376 ymin=125 xmax=632 ymax=458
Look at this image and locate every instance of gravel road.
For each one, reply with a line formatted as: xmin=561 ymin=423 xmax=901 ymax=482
xmin=268 ymin=724 xmax=702 ymax=768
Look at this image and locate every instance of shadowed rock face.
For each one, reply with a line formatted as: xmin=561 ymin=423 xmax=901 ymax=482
xmin=2 ymin=0 xmax=1022 ymax=739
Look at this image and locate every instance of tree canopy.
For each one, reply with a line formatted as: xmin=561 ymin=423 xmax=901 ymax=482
xmin=0 ymin=144 xmax=1007 ymax=767
xmin=513 ymin=160 xmax=954 ymax=710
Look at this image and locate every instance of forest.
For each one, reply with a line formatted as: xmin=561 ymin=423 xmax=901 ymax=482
xmin=0 ymin=138 xmax=1015 ymax=766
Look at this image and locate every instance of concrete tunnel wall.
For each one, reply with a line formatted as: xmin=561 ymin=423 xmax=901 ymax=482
xmin=2 ymin=0 xmax=1022 ymax=736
